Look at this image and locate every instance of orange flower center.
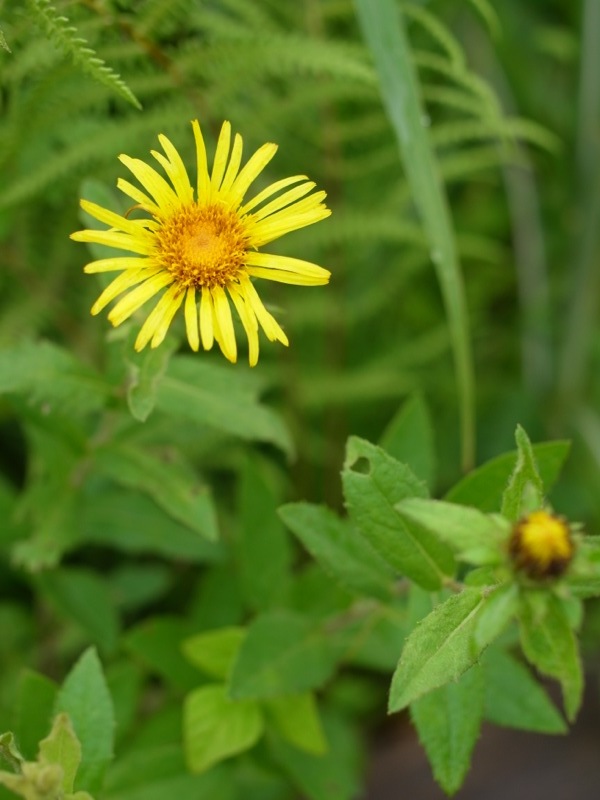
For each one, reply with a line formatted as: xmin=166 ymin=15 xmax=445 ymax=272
xmin=154 ymin=202 xmax=249 ymax=289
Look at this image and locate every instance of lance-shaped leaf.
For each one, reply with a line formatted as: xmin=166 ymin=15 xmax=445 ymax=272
xmin=501 ymin=425 xmax=545 ymax=521
xmin=518 ymin=593 xmax=583 ymax=721
xmin=265 ymin=692 xmax=328 ymax=756
xmin=411 ymin=666 xmax=484 ymax=795
xmin=342 ymin=437 xmax=454 ymax=589
xmin=39 ymin=713 xmax=82 ymax=794
xmin=279 ymin=502 xmax=396 ymax=601
xmin=389 ymin=587 xmax=489 ymax=712
xmin=395 ymin=498 xmax=508 ymax=565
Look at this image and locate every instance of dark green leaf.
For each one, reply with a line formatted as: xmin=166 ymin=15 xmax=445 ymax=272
xmin=13 ymin=670 xmax=58 ymax=761
xmin=183 ymin=685 xmax=263 ymax=774
xmin=106 ymin=662 xmax=142 ymax=748
xmin=501 ymin=425 xmax=545 ymax=521
xmin=126 ymin=342 xmax=176 ymax=422
xmin=229 ymin=611 xmax=336 ymax=700
xmin=411 ymin=666 xmax=484 ymax=796
xmin=483 ymin=648 xmax=566 ymax=734
xmin=279 ymin=502 xmax=395 ymax=601
xmin=379 ymin=393 xmax=436 ymax=487
xmin=54 ymin=648 xmax=115 ymax=794
xmin=389 ymin=588 xmax=488 ymax=712
xmin=518 ymin=593 xmax=583 ymax=721
xmin=156 ymin=357 xmax=293 ymax=455
xmin=342 ymin=437 xmax=454 ymax=588
xmin=124 ymin=617 xmax=202 ymax=692
xmin=445 ymin=441 xmax=571 ymax=511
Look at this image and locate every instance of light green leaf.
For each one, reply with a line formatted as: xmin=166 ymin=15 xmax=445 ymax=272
xmin=38 ymin=568 xmax=120 ymax=655
xmin=265 ymin=693 xmax=327 ymax=756
xmin=483 ymin=648 xmax=566 ymax=734
xmin=445 ymin=440 xmax=571 ymax=511
xmin=156 ymin=357 xmax=293 ymax=455
xmin=126 ymin=342 xmax=176 ymax=422
xmin=13 ymin=670 xmax=58 ymax=761
xmin=54 ymin=648 xmax=115 ymax=794
xmin=0 ymin=733 xmax=23 ymax=771
xmin=93 ymin=445 xmax=218 ymax=541
xmin=38 ymin=713 xmax=81 ymax=794
xmin=354 ymin=0 xmax=475 ymax=469
xmin=342 ymin=437 xmax=455 ymax=589
xmin=411 ymin=666 xmax=484 ymax=796
xmin=395 ymin=498 xmax=508 ymax=565
xmin=518 ymin=593 xmax=583 ymax=721
xmin=183 ymin=685 xmax=263 ymax=774
xmin=229 ymin=611 xmax=336 ymax=700
xmin=279 ymin=502 xmax=395 ymax=601
xmin=472 ymin=583 xmax=519 ymax=649
xmin=501 ymin=425 xmax=545 ymax=521
xmin=378 ymin=394 xmax=436 ymax=487
xmin=182 ymin=628 xmax=246 ymax=681
xmin=389 ymin=588 xmax=488 ymax=712
xmin=236 ymin=457 xmax=292 ymax=612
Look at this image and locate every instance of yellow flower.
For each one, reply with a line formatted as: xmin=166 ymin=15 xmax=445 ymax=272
xmin=509 ymin=510 xmax=574 ymax=580
xmin=71 ymin=120 xmax=331 ymax=365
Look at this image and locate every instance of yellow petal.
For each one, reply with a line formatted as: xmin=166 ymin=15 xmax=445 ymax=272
xmin=117 ymin=178 xmax=160 ymax=215
xmin=83 ymin=257 xmax=149 ymax=274
xmin=108 ymin=271 xmax=174 ymax=326
xmin=219 ymin=133 xmax=243 ymax=197
xmin=199 ymin=286 xmax=214 ymax=351
xmin=151 ymin=289 xmax=185 ymax=349
xmin=245 ymin=252 xmax=330 ymax=283
xmin=227 ymin=142 xmax=278 ymax=207
xmin=240 ymin=175 xmax=307 ymax=216
xmin=248 ymin=182 xmax=316 ymax=223
xmin=228 ymin=283 xmax=259 ymax=367
xmin=71 ymin=228 xmax=154 ymax=255
xmin=210 ymin=121 xmax=232 ymax=197
xmin=91 ymin=267 xmax=157 ymax=315
xmin=211 ymin=285 xmax=237 ymax=363
xmin=192 ymin=119 xmax=211 ymax=202
xmin=245 ymin=266 xmax=329 ymax=286
xmin=157 ymin=133 xmax=194 ymax=202
xmin=252 ymin=205 xmax=331 ymax=246
xmin=79 ymin=199 xmax=147 ymax=236
xmin=184 ymin=287 xmax=199 ymax=352
xmin=119 ymin=154 xmax=180 ymax=211
xmin=239 ymin=277 xmax=288 ymax=346
xmin=134 ymin=284 xmax=183 ymax=351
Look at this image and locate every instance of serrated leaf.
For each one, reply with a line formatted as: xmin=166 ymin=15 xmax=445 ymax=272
xmin=446 ymin=440 xmax=570 ymax=512
xmin=342 ymin=436 xmax=454 ymax=589
xmin=93 ymin=444 xmax=218 ymax=541
xmin=236 ymin=457 xmax=292 ymax=611
xmin=279 ymin=502 xmax=395 ymax=601
xmin=379 ymin=394 xmax=436 ymax=486
xmin=501 ymin=425 xmax=545 ymax=521
xmin=472 ymin=583 xmax=518 ymax=649
xmin=54 ymin=648 xmax=115 ymax=794
xmin=395 ymin=498 xmax=508 ymax=565
xmin=483 ymin=648 xmax=566 ymax=734
xmin=411 ymin=666 xmax=483 ymax=795
xmin=229 ymin=611 xmax=336 ymax=700
xmin=183 ymin=685 xmax=263 ymax=774
xmin=156 ymin=357 xmax=293 ymax=455
xmin=518 ymin=593 xmax=583 ymax=721
xmin=389 ymin=588 xmax=488 ymax=712
xmin=13 ymin=670 xmax=58 ymax=760
xmin=39 ymin=568 xmax=120 ymax=655
xmin=265 ymin=692 xmax=327 ymax=756
xmin=182 ymin=628 xmax=246 ymax=681
xmin=39 ymin=713 xmax=82 ymax=794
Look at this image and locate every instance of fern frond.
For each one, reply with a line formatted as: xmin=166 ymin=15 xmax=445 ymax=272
xmin=431 ymin=117 xmax=561 ymax=154
xmin=27 ymin=0 xmax=141 ymax=109
xmin=466 ymin=0 xmax=502 ymax=40
xmin=403 ymin=2 xmax=466 ymax=68
xmin=421 ymin=85 xmax=487 ymax=118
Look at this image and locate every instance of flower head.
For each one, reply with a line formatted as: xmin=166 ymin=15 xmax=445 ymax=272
xmin=509 ymin=510 xmax=574 ymax=580
xmin=71 ymin=120 xmax=331 ymax=365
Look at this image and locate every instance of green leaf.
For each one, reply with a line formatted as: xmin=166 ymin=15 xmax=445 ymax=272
xmin=518 ymin=593 xmax=583 ymax=721
xmin=38 ymin=568 xmax=120 ymax=655
xmin=389 ymin=588 xmax=488 ymax=712
xmin=501 ymin=425 xmax=545 ymax=521
xmin=13 ymin=670 xmax=58 ymax=761
xmin=126 ymin=343 xmax=176 ymax=422
xmin=12 ymin=487 xmax=80 ymax=572
xmin=395 ymin=498 xmax=508 ymax=565
xmin=265 ymin=693 xmax=327 ymax=756
xmin=411 ymin=666 xmax=484 ymax=796
xmin=124 ymin=617 xmax=202 ymax=693
xmin=342 ymin=437 xmax=454 ymax=589
xmin=229 ymin=611 xmax=336 ymax=700
xmin=279 ymin=503 xmax=395 ymax=602
xmin=156 ymin=357 xmax=293 ymax=455
xmin=354 ymin=0 xmax=475 ymax=470
xmin=106 ymin=662 xmax=142 ymax=748
xmin=483 ymin=648 xmax=567 ymax=734
xmin=110 ymin=564 xmax=171 ymax=612
xmin=80 ymin=487 xmax=221 ymax=562
xmin=446 ymin=441 xmax=571 ymax=511
xmin=379 ymin=394 xmax=436 ymax=487
xmin=38 ymin=713 xmax=82 ymax=794
xmin=183 ymin=685 xmax=263 ymax=774
xmin=269 ymin=711 xmax=362 ymax=800
xmin=236 ymin=457 xmax=292 ymax=612
xmin=0 ymin=733 xmax=24 ymax=771
xmin=182 ymin=628 xmax=246 ymax=681
xmin=472 ymin=583 xmax=519 ymax=650
xmin=93 ymin=445 xmax=218 ymax=541
xmin=54 ymin=647 xmax=115 ymax=794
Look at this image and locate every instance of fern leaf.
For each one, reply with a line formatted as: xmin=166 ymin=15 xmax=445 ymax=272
xmin=27 ymin=0 xmax=141 ymax=109
xmin=466 ymin=0 xmax=502 ymax=40
xmin=403 ymin=2 xmax=466 ymax=68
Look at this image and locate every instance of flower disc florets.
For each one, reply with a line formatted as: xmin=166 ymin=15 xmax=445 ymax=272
xmin=509 ymin=510 xmax=574 ymax=580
